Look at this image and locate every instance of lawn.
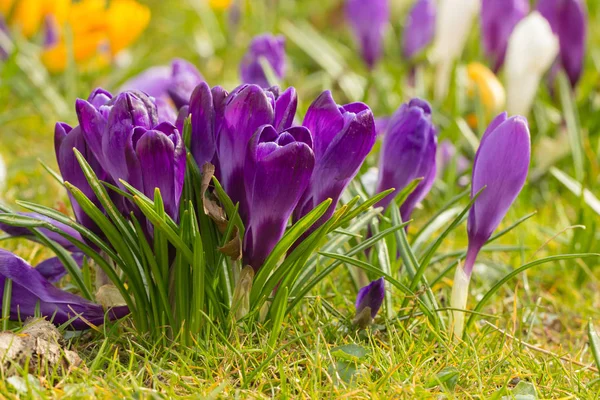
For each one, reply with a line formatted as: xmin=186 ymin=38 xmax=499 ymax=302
xmin=1 ymin=0 xmax=600 ymax=398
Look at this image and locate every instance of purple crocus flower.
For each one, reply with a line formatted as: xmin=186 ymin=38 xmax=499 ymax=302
xmin=481 ymin=0 xmax=529 ymax=72
xmin=537 ymin=0 xmax=587 ymax=87
xmin=293 ymin=91 xmax=376 ymax=229
xmin=374 ymin=98 xmax=437 ymax=222
xmin=403 ymin=0 xmax=436 ymax=59
xmin=211 ymin=84 xmax=297 ymax=207
xmin=120 ymin=58 xmax=204 ymax=119
xmin=464 ymin=113 xmax=530 ymax=276
xmin=242 ymin=125 xmax=314 ymax=270
xmin=55 ymin=89 xmax=113 ymax=235
xmin=346 ymin=0 xmax=389 ymax=69
xmin=75 ymin=89 xmax=186 ymax=221
xmin=354 ymin=277 xmax=385 ymax=327
xmin=451 ymin=113 xmax=530 ymax=339
xmin=240 ymin=34 xmax=286 ymax=88
xmin=0 ymin=249 xmax=128 ymax=330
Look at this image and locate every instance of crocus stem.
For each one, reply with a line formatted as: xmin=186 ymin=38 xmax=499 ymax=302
xmin=450 ymin=263 xmax=471 ymax=341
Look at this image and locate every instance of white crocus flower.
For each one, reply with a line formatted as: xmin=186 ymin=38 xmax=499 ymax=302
xmin=431 ymin=0 xmax=481 ymax=102
xmin=505 ymin=12 xmax=559 ymax=116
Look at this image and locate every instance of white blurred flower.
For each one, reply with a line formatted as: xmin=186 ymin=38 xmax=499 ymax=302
xmin=505 ymin=12 xmax=559 ymax=116
xmin=431 ymin=0 xmax=480 ymax=102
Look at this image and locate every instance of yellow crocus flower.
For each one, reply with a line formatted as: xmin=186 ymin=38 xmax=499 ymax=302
xmin=105 ymin=0 xmax=150 ymax=55
xmin=6 ymin=0 xmax=70 ymax=38
xmin=466 ymin=62 xmax=506 ymax=115
xmin=0 ymin=0 xmax=15 ymax=15
xmin=5 ymin=0 xmax=149 ymax=72
xmin=209 ymin=0 xmax=233 ymax=10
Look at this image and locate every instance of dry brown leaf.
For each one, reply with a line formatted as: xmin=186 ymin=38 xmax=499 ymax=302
xmin=0 ymin=319 xmax=82 ymax=376
xmin=201 ymin=163 xmax=228 ymax=232
xmin=218 ymin=227 xmax=242 ymax=261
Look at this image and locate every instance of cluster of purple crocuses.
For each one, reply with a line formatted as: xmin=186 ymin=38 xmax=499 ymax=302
xmin=0 ymin=6 xmax=535 ymax=332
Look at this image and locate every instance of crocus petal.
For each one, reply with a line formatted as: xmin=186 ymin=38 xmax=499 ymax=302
xmin=273 ymin=87 xmax=297 ymax=132
xmin=0 ymin=250 xmax=128 ymax=330
xmin=537 ymin=0 xmax=587 ymax=87
xmin=505 ymin=12 xmax=559 ymax=115
xmin=103 ymin=91 xmax=157 ymax=190
xmin=432 ymin=0 xmax=480 ymax=101
xmin=189 ymin=82 xmax=217 ymax=168
xmin=76 ymin=98 xmax=109 ymax=166
xmin=240 ymin=34 xmax=286 ymax=88
xmin=243 ymin=125 xmax=314 ymax=270
xmin=375 ymin=98 xmax=437 ymax=222
xmin=218 ymin=84 xmax=274 ymax=206
xmin=465 ymin=115 xmax=530 ymax=275
xmin=345 ymin=0 xmax=389 ymax=69
xmin=35 ymin=253 xmax=85 ymax=283
xmin=135 ymin=123 xmax=186 ymax=220
xmin=355 ymin=277 xmax=385 ymax=319
xmin=481 ymin=0 xmax=529 ymax=71
xmin=302 ymin=91 xmax=345 ymax=160
xmin=403 ymin=0 xmax=436 ymax=59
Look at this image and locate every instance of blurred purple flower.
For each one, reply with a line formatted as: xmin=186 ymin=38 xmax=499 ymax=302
xmin=403 ymin=0 xmax=436 ymax=59
xmin=355 ymin=277 xmax=385 ymax=321
xmin=0 ymin=249 xmax=128 ymax=330
xmin=346 ymin=0 xmax=389 ymax=69
xmin=481 ymin=0 xmax=529 ymax=71
xmin=240 ymin=34 xmax=286 ymax=88
xmin=537 ymin=0 xmax=587 ymax=87
xmin=375 ymin=98 xmax=437 ymax=222
xmin=120 ymin=59 xmax=204 ymax=119
xmin=436 ymin=139 xmax=469 ymax=177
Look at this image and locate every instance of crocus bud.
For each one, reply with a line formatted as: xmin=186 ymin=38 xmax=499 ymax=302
xmin=293 ymin=91 xmax=376 ymax=229
xmin=240 ymin=34 xmax=286 ymax=88
xmin=243 ymin=125 xmax=314 ymax=270
xmin=537 ymin=0 xmax=587 ymax=87
xmin=451 ymin=113 xmax=530 ymax=339
xmin=403 ymin=0 xmax=436 ymax=60
xmin=0 ymin=249 xmax=128 ymax=330
xmin=505 ymin=12 xmax=559 ymax=116
xmin=480 ymin=0 xmax=529 ymax=72
xmin=345 ymin=0 xmax=389 ymax=69
xmin=432 ymin=0 xmax=480 ymax=101
xmin=354 ymin=278 xmax=385 ymax=328
xmin=375 ymin=98 xmax=437 ymax=222
xmin=466 ymin=62 xmax=506 ymax=116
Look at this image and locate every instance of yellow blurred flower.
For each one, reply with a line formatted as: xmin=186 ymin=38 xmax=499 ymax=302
xmin=2 ymin=0 xmax=150 ymax=72
xmin=209 ymin=0 xmax=233 ymax=10
xmin=466 ymin=62 xmax=506 ymax=115
xmin=106 ymin=0 xmax=150 ymax=55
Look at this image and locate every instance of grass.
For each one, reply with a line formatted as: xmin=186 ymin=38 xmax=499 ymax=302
xmin=1 ymin=0 xmax=600 ymax=398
